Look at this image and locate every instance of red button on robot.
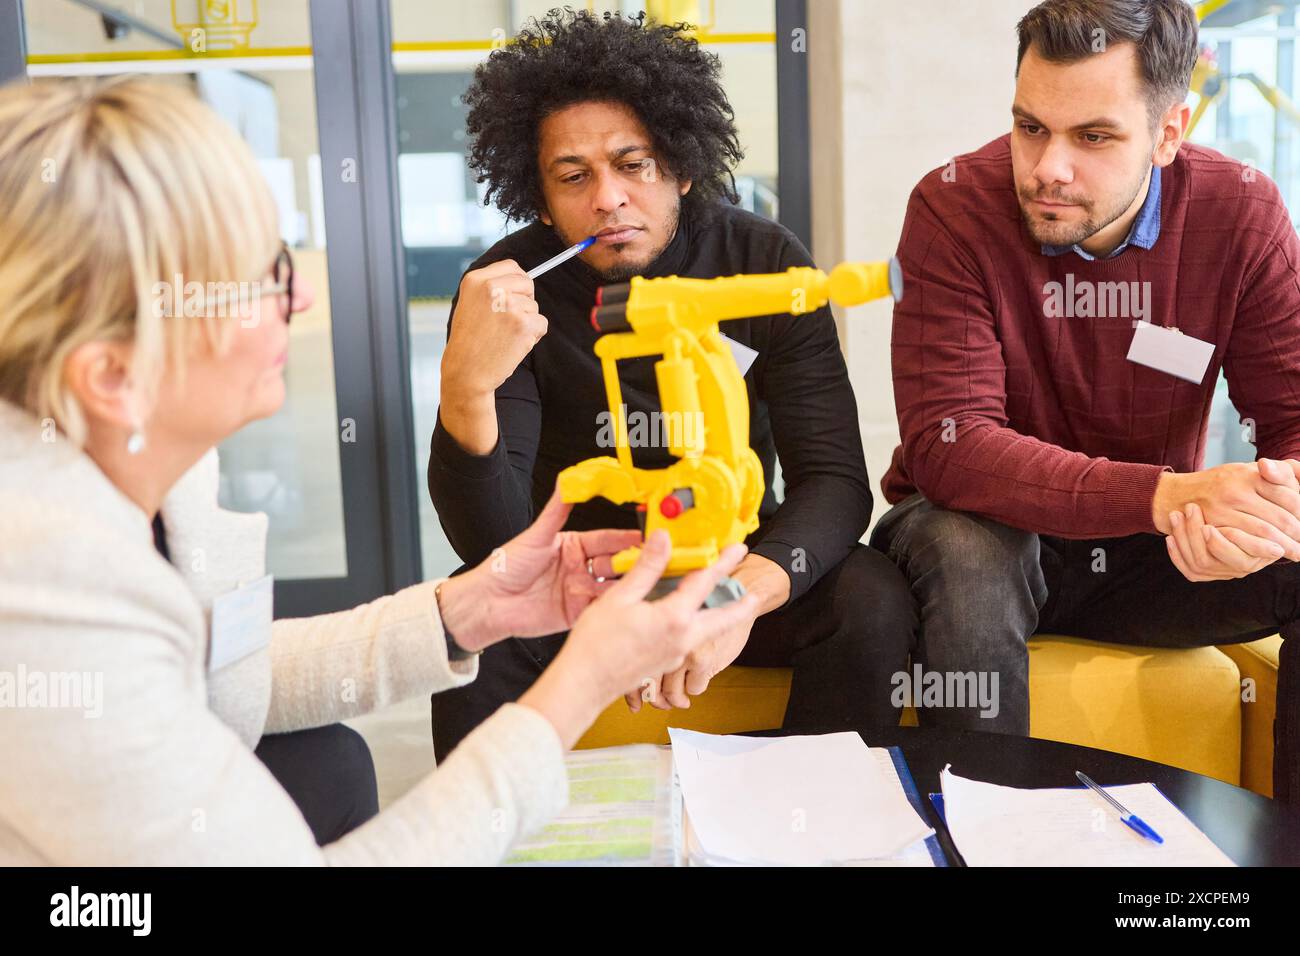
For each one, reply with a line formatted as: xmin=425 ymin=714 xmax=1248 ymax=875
xmin=658 ymin=488 xmax=695 ymax=519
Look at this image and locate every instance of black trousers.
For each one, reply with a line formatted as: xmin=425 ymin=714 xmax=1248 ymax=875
xmin=254 ymin=723 xmax=380 ymax=845
xmin=431 ymin=544 xmax=917 ymax=762
xmin=872 ymin=493 xmax=1300 ymax=804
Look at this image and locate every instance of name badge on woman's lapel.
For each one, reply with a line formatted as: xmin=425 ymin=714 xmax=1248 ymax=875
xmin=1126 ymin=321 xmax=1215 ymax=384
xmin=208 ymin=574 xmax=274 ymax=673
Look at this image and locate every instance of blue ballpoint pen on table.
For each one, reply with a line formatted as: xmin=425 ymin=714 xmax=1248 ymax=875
xmin=526 ymin=236 xmax=596 ymax=278
xmin=1076 ymin=771 xmax=1164 ymax=844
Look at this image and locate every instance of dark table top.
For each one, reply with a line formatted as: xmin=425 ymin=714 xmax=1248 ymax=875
xmin=748 ymin=725 xmax=1300 ymax=866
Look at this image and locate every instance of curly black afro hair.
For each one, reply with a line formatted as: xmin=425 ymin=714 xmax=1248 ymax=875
xmin=463 ymin=8 xmax=744 ymax=224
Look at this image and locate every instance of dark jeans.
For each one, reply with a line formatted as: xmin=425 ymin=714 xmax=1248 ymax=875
xmin=254 ymin=723 xmax=380 ymax=845
xmin=432 ymin=544 xmax=917 ymax=763
xmin=871 ymin=492 xmax=1300 ymax=803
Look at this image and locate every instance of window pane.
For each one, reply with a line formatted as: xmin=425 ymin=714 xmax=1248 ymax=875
xmin=25 ymin=0 xmax=348 ymax=579
xmin=1190 ymin=7 xmax=1298 ymax=468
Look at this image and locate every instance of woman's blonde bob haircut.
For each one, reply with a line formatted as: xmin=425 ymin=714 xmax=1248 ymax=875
xmin=0 ymin=76 xmax=281 ymax=444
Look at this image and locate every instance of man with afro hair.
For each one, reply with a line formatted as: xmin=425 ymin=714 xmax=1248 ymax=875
xmin=427 ymin=9 xmax=915 ymax=760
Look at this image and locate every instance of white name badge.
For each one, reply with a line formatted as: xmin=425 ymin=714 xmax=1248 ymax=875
xmin=721 ymin=334 xmax=759 ymax=376
xmin=1126 ymin=321 xmax=1215 ymax=385
xmin=208 ymin=574 xmax=274 ymax=673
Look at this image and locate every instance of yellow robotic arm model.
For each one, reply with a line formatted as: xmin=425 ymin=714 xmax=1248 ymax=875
xmin=558 ymin=259 xmax=903 ymax=588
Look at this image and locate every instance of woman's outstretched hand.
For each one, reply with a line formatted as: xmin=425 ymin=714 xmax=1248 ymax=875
xmin=434 ymin=485 xmax=640 ymax=651
xmin=519 ymin=531 xmax=762 ymax=749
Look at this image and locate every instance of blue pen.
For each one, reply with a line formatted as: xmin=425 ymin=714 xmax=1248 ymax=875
xmin=526 ymin=236 xmax=596 ymax=279
xmin=1076 ymin=771 xmax=1164 ymax=844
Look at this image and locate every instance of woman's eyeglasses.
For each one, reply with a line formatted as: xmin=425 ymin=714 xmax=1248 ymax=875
xmin=263 ymin=242 xmax=296 ymax=322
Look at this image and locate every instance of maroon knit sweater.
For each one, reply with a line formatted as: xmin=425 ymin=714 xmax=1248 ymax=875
xmin=882 ymin=134 xmax=1300 ymax=538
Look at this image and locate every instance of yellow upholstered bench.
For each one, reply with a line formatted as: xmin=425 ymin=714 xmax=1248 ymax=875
xmin=1025 ymin=637 xmax=1241 ymax=785
xmin=1219 ymin=636 xmax=1282 ymax=797
xmin=576 ymin=634 xmax=1280 ymax=794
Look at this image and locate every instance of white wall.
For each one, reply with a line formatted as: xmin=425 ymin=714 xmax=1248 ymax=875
xmin=808 ymin=0 xmax=1029 ymax=531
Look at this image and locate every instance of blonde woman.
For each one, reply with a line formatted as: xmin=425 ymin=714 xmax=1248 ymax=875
xmin=0 ymin=77 xmax=758 ymax=865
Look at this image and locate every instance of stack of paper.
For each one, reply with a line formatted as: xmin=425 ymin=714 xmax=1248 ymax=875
xmin=669 ymin=729 xmax=935 ymax=866
xmin=939 ymin=766 xmax=1236 ymax=867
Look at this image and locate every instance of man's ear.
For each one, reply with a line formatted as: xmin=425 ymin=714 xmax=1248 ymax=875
xmin=679 ymin=178 xmax=693 ymax=197
xmin=539 ymin=203 xmax=553 ymax=227
xmin=62 ymin=340 xmax=142 ymax=431
xmin=1153 ymin=101 xmax=1190 ymax=168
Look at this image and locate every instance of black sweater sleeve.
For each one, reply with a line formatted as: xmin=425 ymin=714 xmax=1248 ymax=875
xmin=745 ymin=239 xmax=874 ymax=605
xmin=426 ymin=291 xmax=543 ymax=568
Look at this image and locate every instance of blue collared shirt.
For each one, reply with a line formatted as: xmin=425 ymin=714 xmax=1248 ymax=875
xmin=1041 ymin=165 xmax=1162 ymax=260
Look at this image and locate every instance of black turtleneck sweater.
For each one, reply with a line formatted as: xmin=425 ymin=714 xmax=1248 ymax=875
xmin=426 ymin=203 xmax=871 ymax=605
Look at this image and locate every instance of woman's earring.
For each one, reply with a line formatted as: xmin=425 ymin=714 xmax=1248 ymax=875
xmin=126 ymin=426 xmax=146 ymax=455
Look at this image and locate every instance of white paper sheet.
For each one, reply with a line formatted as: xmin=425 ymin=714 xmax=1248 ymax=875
xmin=677 ymin=746 xmax=939 ymax=866
xmin=669 ymin=729 xmax=934 ymax=866
xmin=940 ymin=766 xmax=1235 ymax=867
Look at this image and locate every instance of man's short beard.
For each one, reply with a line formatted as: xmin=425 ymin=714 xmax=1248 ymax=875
xmin=595 ymin=203 xmax=681 ymax=282
xmin=1018 ymin=162 xmax=1149 ymax=248
xmin=598 ymin=256 xmax=647 ymax=283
